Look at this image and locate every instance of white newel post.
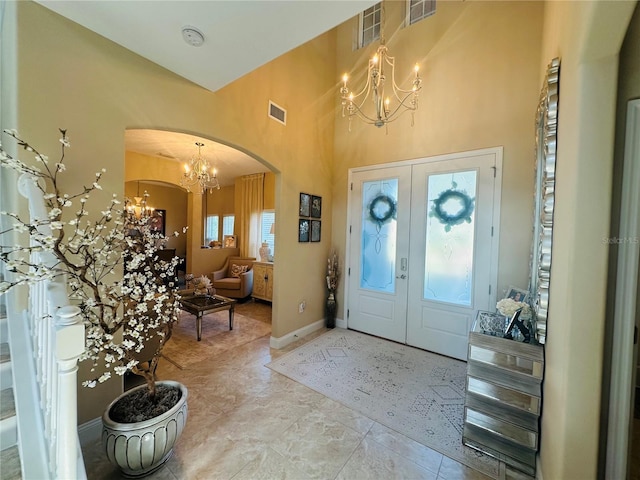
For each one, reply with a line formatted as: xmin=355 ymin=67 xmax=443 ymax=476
xmin=55 ymin=305 xmax=85 ymax=479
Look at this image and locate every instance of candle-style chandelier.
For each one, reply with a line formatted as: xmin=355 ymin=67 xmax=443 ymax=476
xmin=180 ymin=141 xmax=220 ymax=194
xmin=126 ymin=182 xmax=153 ymax=219
xmin=340 ymin=2 xmax=422 ymax=131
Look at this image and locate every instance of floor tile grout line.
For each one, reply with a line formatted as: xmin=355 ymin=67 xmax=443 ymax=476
xmin=330 ymin=424 xmax=372 ymax=480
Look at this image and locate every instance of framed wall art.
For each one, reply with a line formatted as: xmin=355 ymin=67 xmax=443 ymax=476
xmin=311 ymin=195 xmax=322 ymax=218
xmin=311 ymin=220 xmax=321 ymax=242
xmin=299 ymin=193 xmax=311 ymax=217
xmin=149 ymin=209 xmax=166 ymax=236
xmin=298 ymin=219 xmax=310 ymax=242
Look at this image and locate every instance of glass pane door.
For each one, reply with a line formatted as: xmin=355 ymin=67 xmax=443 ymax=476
xmin=360 ymin=178 xmax=398 ymax=294
xmin=423 ymin=170 xmax=478 ymax=306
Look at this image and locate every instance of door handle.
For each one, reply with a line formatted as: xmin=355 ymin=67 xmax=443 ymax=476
xmin=401 ymin=258 xmax=408 ymax=271
xmin=396 ymin=274 xmax=407 ymax=279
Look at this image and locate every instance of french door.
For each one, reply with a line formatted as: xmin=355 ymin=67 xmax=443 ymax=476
xmin=346 ymin=149 xmax=501 ymax=360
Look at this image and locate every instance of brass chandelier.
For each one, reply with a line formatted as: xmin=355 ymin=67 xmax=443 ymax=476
xmin=340 ymin=2 xmax=422 ymax=131
xmin=180 ymin=142 xmax=220 ymax=194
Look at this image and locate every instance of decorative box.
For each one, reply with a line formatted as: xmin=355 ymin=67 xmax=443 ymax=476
xmin=473 ymin=311 xmax=508 ymax=337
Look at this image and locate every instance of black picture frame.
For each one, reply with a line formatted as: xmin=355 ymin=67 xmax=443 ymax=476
xmin=150 ymin=209 xmax=166 ymax=236
xmin=299 ymin=193 xmax=311 ymax=217
xmin=311 ymin=195 xmax=322 ymax=218
xmin=504 ymin=308 xmax=523 ymax=337
xmin=311 ymin=220 xmax=321 ymax=242
xmin=298 ymin=219 xmax=310 ymax=242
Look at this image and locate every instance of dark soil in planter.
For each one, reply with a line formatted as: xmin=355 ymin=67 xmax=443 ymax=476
xmin=110 ymin=385 xmax=181 ymax=423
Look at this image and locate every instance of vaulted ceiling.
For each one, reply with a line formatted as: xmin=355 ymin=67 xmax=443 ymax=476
xmin=36 ymin=0 xmax=376 ymax=92
xmin=35 ymin=1 xmax=377 ymax=184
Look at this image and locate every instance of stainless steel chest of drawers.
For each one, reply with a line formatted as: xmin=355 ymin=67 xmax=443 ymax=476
xmin=463 ymin=332 xmax=544 ymax=476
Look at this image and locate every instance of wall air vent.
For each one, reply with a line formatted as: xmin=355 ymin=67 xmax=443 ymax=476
xmin=268 ymin=101 xmax=287 ymax=126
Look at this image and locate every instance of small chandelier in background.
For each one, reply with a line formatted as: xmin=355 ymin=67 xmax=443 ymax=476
xmin=340 ymin=2 xmax=422 ymax=131
xmin=180 ymin=141 xmax=220 ymax=194
xmin=126 ymin=185 xmax=153 ymax=219
xmin=133 ymin=181 xmax=143 ymax=206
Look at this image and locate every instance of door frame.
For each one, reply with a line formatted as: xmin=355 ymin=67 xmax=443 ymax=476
xmin=343 ymin=147 xmax=503 ymax=336
xmin=606 ymin=99 xmax=640 ymax=478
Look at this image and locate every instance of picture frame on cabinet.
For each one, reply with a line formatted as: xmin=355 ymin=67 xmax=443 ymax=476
xmin=223 ymin=235 xmax=237 ymax=248
xmin=505 ymin=286 xmax=529 ymax=303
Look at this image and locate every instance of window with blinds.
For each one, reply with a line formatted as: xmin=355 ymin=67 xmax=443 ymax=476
xmin=261 ymin=211 xmax=275 ymax=259
xmin=205 ymin=215 xmax=219 ymax=244
xmin=222 ymin=215 xmax=235 ymax=237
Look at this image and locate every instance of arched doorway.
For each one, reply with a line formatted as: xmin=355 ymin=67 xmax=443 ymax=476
xmin=124 ymin=128 xmax=279 ymax=337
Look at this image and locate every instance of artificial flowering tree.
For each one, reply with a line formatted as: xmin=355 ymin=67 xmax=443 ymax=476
xmin=0 ymin=128 xmax=183 ymax=401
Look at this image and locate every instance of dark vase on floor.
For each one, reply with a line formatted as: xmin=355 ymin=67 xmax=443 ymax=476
xmin=326 ymin=291 xmax=336 ymax=328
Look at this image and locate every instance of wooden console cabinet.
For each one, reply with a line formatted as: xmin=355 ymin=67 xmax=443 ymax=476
xmin=463 ymin=332 xmax=544 ymax=476
xmin=252 ymin=262 xmax=273 ymax=302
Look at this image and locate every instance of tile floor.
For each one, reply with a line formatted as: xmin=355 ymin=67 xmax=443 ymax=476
xmin=81 ymin=306 xmax=518 ymax=480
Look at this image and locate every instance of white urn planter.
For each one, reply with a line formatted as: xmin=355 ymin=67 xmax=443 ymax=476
xmin=102 ymin=380 xmax=188 ymax=477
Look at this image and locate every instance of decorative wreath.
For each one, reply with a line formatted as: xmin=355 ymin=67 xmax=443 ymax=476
xmin=429 ymin=189 xmax=475 ymax=231
xmin=368 ymin=194 xmax=397 ymax=225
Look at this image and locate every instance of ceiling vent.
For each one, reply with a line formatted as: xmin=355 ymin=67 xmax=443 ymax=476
xmin=268 ymin=101 xmax=287 ymax=126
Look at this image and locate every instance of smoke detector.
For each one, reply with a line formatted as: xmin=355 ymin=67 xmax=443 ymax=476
xmin=182 ymin=26 xmax=205 ymax=47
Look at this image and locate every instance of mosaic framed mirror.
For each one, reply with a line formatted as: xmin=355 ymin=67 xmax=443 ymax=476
xmin=529 ymin=58 xmax=560 ymax=345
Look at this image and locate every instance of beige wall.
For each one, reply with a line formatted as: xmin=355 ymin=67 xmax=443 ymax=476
xmin=537 ymin=1 xmax=636 ymax=479
xmin=264 ymin=172 xmax=276 ymax=210
xmin=10 ymin=1 xmax=335 ymax=422
xmin=333 ymin=1 xmax=544 ymax=311
xmin=124 ymin=180 xmax=188 ymax=257
xmin=205 ymin=185 xmax=235 ymax=224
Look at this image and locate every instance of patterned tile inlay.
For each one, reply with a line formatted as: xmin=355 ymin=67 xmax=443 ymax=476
xmin=431 ymin=384 xmax=462 ymax=401
xmin=300 ymin=349 xmax=326 ymax=364
xmin=266 ymin=328 xmax=500 ymax=479
xmin=326 ymin=347 xmax=348 ymax=358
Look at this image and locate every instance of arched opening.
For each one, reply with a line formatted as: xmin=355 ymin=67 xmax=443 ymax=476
xmin=124 ymin=128 xmax=279 ymax=343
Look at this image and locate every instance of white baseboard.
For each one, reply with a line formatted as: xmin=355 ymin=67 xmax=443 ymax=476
xmin=270 ymin=319 xmax=325 ymax=349
xmin=336 ymin=317 xmax=346 ymax=329
xmin=78 ymin=417 xmax=102 ymax=446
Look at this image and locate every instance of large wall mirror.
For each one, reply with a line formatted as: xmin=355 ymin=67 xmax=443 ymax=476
xmin=530 ymin=58 xmax=560 ymax=345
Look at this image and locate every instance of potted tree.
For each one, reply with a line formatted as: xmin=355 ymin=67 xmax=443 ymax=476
xmin=0 ymin=129 xmax=187 ymax=476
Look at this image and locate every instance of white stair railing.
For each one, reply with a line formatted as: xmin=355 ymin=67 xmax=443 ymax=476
xmin=15 ymin=173 xmax=87 ymax=479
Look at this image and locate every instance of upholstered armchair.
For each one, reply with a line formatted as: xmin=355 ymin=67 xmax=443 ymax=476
xmin=210 ymin=256 xmax=255 ymax=299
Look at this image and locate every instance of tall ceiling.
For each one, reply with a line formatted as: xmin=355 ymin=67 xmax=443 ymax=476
xmin=35 ymin=0 xmax=376 ymax=186
xmin=36 ymin=0 xmax=376 ymax=93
